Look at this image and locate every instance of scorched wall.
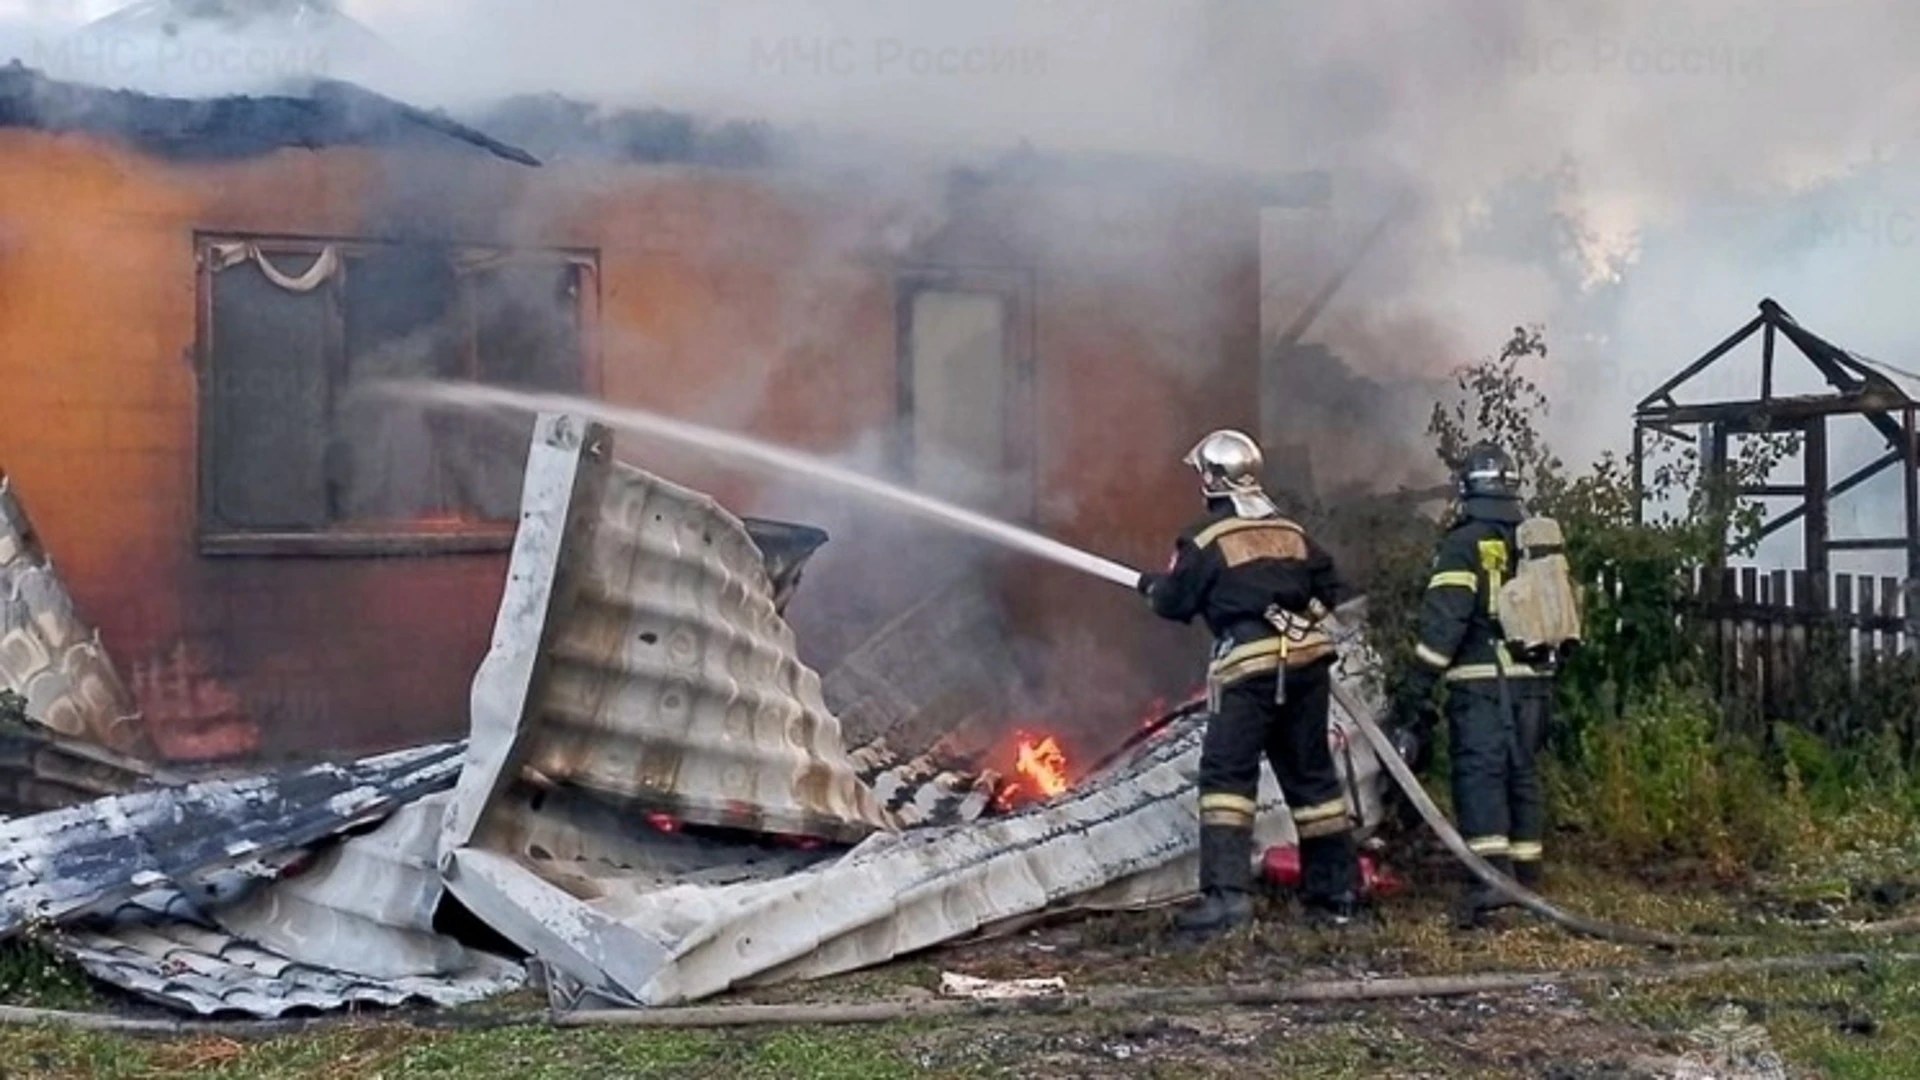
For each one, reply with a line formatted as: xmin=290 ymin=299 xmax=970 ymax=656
xmin=0 ymin=128 xmax=1264 ymax=764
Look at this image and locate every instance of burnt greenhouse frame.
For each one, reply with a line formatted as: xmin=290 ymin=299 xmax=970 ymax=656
xmin=1631 ymin=298 xmax=1920 ymax=610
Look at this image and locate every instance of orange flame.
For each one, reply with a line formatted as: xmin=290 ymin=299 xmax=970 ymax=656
xmin=1014 ymin=734 xmax=1070 ymax=799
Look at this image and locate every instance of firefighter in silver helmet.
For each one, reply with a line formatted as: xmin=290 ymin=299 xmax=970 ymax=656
xmin=1135 ymin=429 xmax=1367 ymax=936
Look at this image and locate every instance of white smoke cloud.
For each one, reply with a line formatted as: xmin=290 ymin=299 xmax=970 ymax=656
xmin=9 ymin=0 xmax=1920 ymax=574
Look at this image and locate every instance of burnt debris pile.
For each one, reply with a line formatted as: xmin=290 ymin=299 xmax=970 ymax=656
xmin=0 ymin=412 xmax=1398 ymax=1018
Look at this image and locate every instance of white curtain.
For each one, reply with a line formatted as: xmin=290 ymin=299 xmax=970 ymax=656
xmin=208 ymin=242 xmax=341 ymax=292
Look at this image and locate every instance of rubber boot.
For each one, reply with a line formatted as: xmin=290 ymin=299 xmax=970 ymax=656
xmin=1454 ymin=855 xmax=1514 ymax=930
xmin=1173 ymin=824 xmax=1254 ymax=939
xmin=1300 ymin=832 xmax=1366 ymax=929
xmin=1513 ymin=858 xmax=1543 ymax=892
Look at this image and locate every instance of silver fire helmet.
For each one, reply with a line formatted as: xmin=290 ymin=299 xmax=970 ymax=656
xmin=1183 ymin=429 xmax=1279 ymax=519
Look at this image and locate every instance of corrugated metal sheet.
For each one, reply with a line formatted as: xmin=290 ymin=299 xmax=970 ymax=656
xmin=0 ymin=473 xmax=149 ymax=757
xmin=443 ymin=710 xmax=1297 ymax=1007
xmin=445 ymin=618 xmax=1389 ymax=1007
xmin=56 ymin=918 xmax=520 ymax=1018
xmin=50 ymin=792 xmax=524 ymax=1018
xmin=446 ymin=663 xmax=1386 ymax=1012
xmin=211 ymin=793 xmax=502 ymax=980
xmin=851 ymin=738 xmax=1002 ymax=828
xmin=445 ymin=413 xmax=895 ymax=858
xmin=429 ymin=412 xmax=1395 ymax=1009
xmin=0 ymin=740 xmax=463 ymax=940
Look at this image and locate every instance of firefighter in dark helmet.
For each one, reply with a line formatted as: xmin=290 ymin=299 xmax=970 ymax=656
xmin=1136 ymin=429 xmax=1365 ymax=937
xmin=1394 ymin=441 xmax=1556 ymax=929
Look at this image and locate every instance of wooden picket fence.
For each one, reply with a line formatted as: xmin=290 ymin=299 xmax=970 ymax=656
xmin=1686 ymin=567 xmax=1920 ymax=752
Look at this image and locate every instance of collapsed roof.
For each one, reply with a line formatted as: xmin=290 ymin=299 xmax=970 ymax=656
xmin=0 ymin=63 xmax=538 ymax=165
xmin=0 ymin=415 xmax=1396 ymax=1016
xmin=0 ymin=60 xmax=1334 ymax=210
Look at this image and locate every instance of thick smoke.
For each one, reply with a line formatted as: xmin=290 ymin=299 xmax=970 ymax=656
xmin=333 ymin=0 xmax=1920 ymax=578
xmin=11 ymin=3 xmax=1920 ymax=468
xmin=10 ymin=0 xmax=1920 ymax=746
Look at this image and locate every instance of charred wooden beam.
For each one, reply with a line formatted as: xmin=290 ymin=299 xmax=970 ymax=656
xmin=1761 ymin=320 xmax=1776 ymax=401
xmin=1825 ymin=538 xmax=1909 ymax=551
xmin=1636 ymin=312 xmax=1765 ymax=410
xmin=1755 ymin=447 xmax=1904 ymax=542
xmin=1761 ymin=299 xmax=1894 ymax=392
xmin=1271 ymin=206 xmax=1401 ymax=350
xmin=1906 ymin=407 xmax=1920 ymax=583
xmin=1760 ymin=300 xmax=1910 ymax=448
xmin=1636 ymin=387 xmax=1912 ymax=428
xmin=1631 ymin=424 xmax=1646 ymax=526
xmin=1639 ymin=422 xmax=1698 ymax=443
xmin=1805 ymin=417 xmax=1830 ymax=599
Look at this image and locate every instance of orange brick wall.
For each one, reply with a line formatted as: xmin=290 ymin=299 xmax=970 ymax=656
xmin=0 ymin=131 xmax=1260 ymax=763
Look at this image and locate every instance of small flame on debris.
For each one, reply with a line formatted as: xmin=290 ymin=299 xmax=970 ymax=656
xmin=988 ymin=730 xmax=1075 ymax=812
xmin=1015 ymin=734 xmax=1070 ymax=798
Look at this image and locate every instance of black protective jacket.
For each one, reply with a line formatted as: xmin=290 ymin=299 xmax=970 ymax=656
xmin=1144 ymin=502 xmax=1350 ymax=683
xmin=1409 ymin=495 xmax=1551 ymax=687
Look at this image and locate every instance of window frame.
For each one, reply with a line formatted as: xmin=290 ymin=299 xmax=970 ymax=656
xmin=192 ymin=230 xmax=602 ymax=558
xmin=892 ymin=265 xmax=1038 ymax=527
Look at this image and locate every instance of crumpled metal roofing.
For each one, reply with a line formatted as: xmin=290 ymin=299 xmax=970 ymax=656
xmin=551 ymin=640 xmax=1382 ymax=1009
xmin=51 ymin=793 xmax=524 ymax=1018
xmin=432 ymin=416 xmax=1394 ymax=1009
xmin=0 ymin=472 xmax=150 ymax=757
xmin=211 ymin=792 xmax=513 ymax=982
xmin=55 ymin=920 xmax=520 ymax=1019
xmin=0 ymin=408 xmax=1391 ymax=1018
xmin=451 ymin=709 xmax=1303 ymax=1008
xmin=443 ymin=413 xmax=895 ymax=858
xmin=849 ymin=737 xmax=1002 ymax=829
xmin=0 ymin=740 xmax=463 ymax=940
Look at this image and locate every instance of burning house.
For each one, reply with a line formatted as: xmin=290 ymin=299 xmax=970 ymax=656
xmin=0 ymin=63 xmax=1331 ymax=773
xmin=0 ymin=62 xmax=1407 ymax=1016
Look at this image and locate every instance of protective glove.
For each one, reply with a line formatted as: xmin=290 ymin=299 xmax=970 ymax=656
xmin=1388 ymin=719 xmax=1433 ymax=777
xmin=1135 ymin=571 xmax=1166 ymax=600
xmin=1389 ymin=670 xmax=1440 ymax=775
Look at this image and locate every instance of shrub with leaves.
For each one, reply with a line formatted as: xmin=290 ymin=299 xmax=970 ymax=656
xmin=1364 ymin=324 xmax=1893 ymax=872
xmin=1414 ymin=326 xmax=1799 ymax=733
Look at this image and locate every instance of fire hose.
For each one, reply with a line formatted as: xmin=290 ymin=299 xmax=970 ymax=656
xmin=1333 ymin=678 xmax=1920 ymax=945
xmin=1114 ymin=579 xmax=1917 ymax=951
xmin=1326 ymin=677 xmax=1715 ymax=949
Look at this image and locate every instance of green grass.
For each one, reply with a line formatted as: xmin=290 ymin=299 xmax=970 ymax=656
xmin=1593 ymin=955 xmax=1920 ymax=1079
xmin=1264 ymin=1025 xmax=1457 ymax=1077
xmin=5 ymin=790 xmax=1918 ymax=1078
xmin=4 ymin=946 xmax=1917 ymax=1079
xmin=0 ymin=940 xmax=97 ymax=1011
xmin=0 ymin=1024 xmax=933 ymax=1080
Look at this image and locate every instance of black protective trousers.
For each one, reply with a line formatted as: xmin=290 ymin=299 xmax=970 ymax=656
xmin=1445 ymin=676 xmax=1552 ymax=865
xmin=1196 ymin=658 xmax=1351 ymax=842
